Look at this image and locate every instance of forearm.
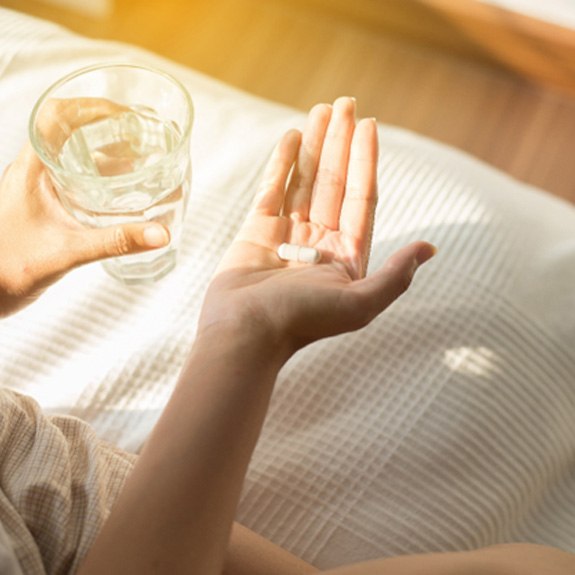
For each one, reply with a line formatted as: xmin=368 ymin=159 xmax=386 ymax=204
xmin=79 ymin=322 xmax=291 ymax=575
xmin=224 ymin=522 xmax=319 ymax=575
xmin=318 ymin=544 xmax=575 ymax=575
xmin=317 ymin=551 xmax=481 ymax=575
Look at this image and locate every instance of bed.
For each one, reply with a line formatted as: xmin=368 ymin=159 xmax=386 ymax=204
xmin=0 ymin=6 xmax=574 ymax=569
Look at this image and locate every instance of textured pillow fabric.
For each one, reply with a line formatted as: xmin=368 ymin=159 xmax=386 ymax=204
xmin=0 ymin=7 xmax=574 ymax=570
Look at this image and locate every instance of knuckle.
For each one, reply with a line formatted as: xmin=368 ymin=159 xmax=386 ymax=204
xmin=316 ymin=167 xmax=345 ymax=191
xmin=384 ymin=259 xmax=416 ymax=295
xmin=400 ymin=267 xmax=415 ymax=293
xmin=41 ymin=97 xmax=63 ymax=118
xmin=108 ymin=227 xmax=131 ymax=256
xmin=3 ymin=262 xmax=36 ymax=298
xmin=344 ymin=184 xmax=362 ymax=200
xmin=38 ymin=98 xmax=66 ymax=128
xmin=345 ymin=183 xmax=372 ymax=202
xmin=258 ymin=177 xmax=277 ymax=197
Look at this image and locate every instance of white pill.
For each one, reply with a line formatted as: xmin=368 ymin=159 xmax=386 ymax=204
xmin=277 ymin=243 xmax=321 ymax=264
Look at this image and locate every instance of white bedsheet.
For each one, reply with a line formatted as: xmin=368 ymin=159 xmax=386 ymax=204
xmin=0 ymin=7 xmax=574 ymax=568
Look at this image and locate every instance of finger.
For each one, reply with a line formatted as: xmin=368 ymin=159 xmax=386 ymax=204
xmin=309 ymin=96 xmax=356 ymax=230
xmin=339 ymin=117 xmax=379 ymax=276
xmin=4 ymin=146 xmax=58 ymax=223
xmin=8 ymin=139 xmax=51 ymax=177
xmin=283 ymin=103 xmax=332 ymax=220
xmin=67 ymin=222 xmax=171 ymax=268
xmin=352 ymin=241 xmax=437 ymax=322
xmin=32 ymin=97 xmax=128 ymax=160
xmin=250 ymin=129 xmax=301 ymax=216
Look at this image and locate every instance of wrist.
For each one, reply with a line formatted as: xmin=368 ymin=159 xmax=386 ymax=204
xmin=194 ymin=313 xmax=295 ymax=373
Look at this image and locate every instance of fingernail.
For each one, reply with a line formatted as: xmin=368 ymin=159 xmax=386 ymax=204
xmin=335 ymin=96 xmax=355 ymax=108
xmin=143 ymin=224 xmax=170 ymax=248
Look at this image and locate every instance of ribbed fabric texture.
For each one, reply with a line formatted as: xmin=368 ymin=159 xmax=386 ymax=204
xmin=0 ymin=389 xmax=135 ymax=574
xmin=0 ymin=8 xmax=573 ymax=570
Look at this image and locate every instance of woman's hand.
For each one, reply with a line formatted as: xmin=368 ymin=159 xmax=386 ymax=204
xmin=78 ymin=99 xmax=436 ymax=575
xmin=199 ymin=97 xmax=436 ymax=354
xmin=0 ymin=101 xmax=171 ymax=317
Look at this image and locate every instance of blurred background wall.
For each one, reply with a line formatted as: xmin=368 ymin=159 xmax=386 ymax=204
xmin=35 ymin=0 xmax=112 ymax=17
xmin=1 ymin=0 xmax=574 ymax=203
xmin=480 ymin=0 xmax=575 ymax=28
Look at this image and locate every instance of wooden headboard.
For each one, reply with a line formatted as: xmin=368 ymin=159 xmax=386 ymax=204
xmin=294 ymin=0 xmax=575 ymax=94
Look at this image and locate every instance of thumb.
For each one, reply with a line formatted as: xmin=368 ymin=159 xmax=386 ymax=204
xmin=68 ymin=222 xmax=171 ymax=267
xmin=353 ymin=241 xmax=437 ymax=319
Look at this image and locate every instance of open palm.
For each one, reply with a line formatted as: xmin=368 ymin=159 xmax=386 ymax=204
xmin=200 ymin=98 xmax=435 ymax=350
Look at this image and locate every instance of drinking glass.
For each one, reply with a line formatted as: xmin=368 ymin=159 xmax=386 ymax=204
xmin=29 ymin=63 xmax=193 ymax=284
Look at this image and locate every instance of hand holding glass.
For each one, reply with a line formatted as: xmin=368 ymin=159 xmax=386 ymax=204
xmin=29 ymin=64 xmax=193 ymax=284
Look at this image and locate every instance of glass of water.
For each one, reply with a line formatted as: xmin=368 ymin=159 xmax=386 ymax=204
xmin=29 ymin=63 xmax=193 ymax=284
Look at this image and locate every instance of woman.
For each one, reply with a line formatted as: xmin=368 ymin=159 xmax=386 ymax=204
xmin=0 ymin=97 xmax=573 ymax=574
